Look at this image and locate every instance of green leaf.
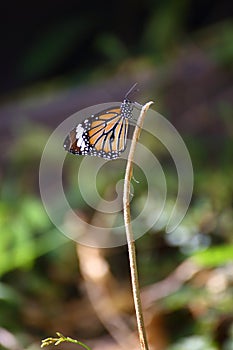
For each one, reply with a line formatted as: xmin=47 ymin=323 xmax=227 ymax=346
xmin=191 ymin=245 xmax=233 ymax=267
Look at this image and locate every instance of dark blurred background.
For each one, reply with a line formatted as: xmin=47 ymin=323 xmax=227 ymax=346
xmin=0 ymin=1 xmax=233 ymax=350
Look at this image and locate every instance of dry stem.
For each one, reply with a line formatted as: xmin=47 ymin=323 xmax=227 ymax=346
xmin=123 ymin=101 xmax=154 ymax=350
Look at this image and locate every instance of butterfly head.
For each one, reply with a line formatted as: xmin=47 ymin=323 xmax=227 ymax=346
xmin=120 ymin=98 xmax=134 ymax=119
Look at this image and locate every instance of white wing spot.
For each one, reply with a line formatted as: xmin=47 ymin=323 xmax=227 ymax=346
xmin=76 ymin=124 xmax=84 ymax=138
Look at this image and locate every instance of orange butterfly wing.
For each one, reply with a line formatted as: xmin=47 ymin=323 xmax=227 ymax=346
xmin=64 ymin=101 xmax=133 ymax=159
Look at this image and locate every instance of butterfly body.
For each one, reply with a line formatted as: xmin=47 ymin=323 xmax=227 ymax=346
xmin=64 ymin=98 xmax=134 ymax=159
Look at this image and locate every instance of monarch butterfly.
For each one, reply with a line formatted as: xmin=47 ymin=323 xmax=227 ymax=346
xmin=63 ymin=84 xmax=138 ymax=160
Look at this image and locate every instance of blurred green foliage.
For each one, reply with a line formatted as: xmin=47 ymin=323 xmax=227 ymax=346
xmin=143 ymin=0 xmax=189 ymax=55
xmin=169 ymin=336 xmax=216 ymax=350
xmin=0 ymin=2 xmax=233 ymax=349
xmin=0 ymin=196 xmax=68 ymax=275
xmin=192 ymin=245 xmax=233 ymax=268
xmin=0 ymin=123 xmax=69 ymax=275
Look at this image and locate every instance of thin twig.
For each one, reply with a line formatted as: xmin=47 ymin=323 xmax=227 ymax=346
xmin=123 ymin=101 xmax=154 ymax=350
xmin=41 ymin=332 xmax=91 ymax=350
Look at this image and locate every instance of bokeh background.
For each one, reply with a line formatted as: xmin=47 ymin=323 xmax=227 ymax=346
xmin=0 ymin=1 xmax=233 ymax=349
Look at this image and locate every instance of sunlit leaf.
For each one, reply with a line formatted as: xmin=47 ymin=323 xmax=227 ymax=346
xmin=191 ymin=245 xmax=233 ymax=267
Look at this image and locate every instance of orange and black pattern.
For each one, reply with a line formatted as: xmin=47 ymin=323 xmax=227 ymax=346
xmin=63 ymin=99 xmax=133 ymax=159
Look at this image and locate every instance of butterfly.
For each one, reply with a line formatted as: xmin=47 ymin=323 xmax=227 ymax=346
xmin=63 ymin=84 xmax=138 ymax=160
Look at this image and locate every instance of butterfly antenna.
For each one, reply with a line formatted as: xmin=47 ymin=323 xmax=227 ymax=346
xmin=125 ymin=82 xmax=139 ymax=100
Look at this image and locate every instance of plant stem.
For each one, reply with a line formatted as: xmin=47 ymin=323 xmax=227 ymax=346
xmin=123 ymin=101 xmax=154 ymax=350
xmin=41 ymin=332 xmax=91 ymax=350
